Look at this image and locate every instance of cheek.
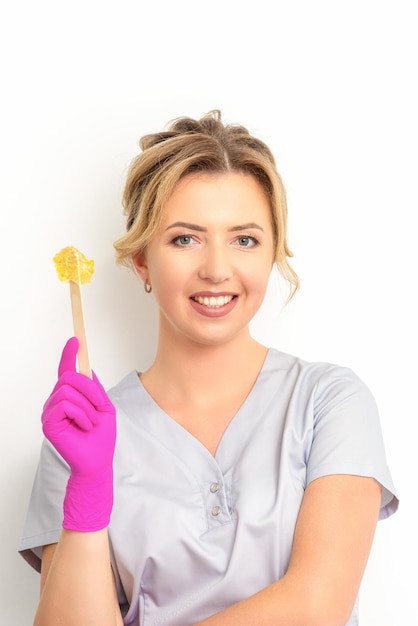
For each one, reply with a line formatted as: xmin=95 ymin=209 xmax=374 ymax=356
xmin=254 ymin=277 xmax=271 ymax=302
xmin=148 ymin=259 xmax=184 ymax=300
xmin=251 ymin=264 xmax=274 ymax=304
xmin=250 ymin=258 xmax=274 ymax=288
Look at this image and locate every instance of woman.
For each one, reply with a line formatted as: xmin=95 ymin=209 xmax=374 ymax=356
xmin=19 ymin=110 xmax=398 ymax=625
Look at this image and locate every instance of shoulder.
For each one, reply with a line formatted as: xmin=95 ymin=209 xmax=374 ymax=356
xmin=263 ymin=348 xmax=380 ymax=433
xmin=265 ymin=347 xmax=370 ymax=397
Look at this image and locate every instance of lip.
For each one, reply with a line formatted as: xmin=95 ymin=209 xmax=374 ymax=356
xmin=189 ymin=293 xmax=238 ymax=318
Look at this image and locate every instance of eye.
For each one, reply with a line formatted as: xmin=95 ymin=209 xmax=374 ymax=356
xmin=236 ymin=235 xmax=259 ymax=248
xmin=172 ymin=235 xmax=194 ymax=246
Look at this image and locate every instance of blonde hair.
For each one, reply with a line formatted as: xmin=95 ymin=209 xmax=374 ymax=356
xmin=114 ymin=110 xmax=299 ymax=297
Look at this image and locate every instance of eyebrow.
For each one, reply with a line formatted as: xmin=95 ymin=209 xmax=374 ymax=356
xmin=165 ymin=221 xmax=265 ymax=232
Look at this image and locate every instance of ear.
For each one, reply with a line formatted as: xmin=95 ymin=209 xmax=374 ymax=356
xmin=132 ymin=251 xmax=148 ymax=282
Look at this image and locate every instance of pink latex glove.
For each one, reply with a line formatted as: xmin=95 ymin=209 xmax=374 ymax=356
xmin=41 ymin=337 xmax=116 ymax=531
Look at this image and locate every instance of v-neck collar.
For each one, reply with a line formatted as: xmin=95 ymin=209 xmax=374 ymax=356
xmin=116 ymin=348 xmax=284 ymax=474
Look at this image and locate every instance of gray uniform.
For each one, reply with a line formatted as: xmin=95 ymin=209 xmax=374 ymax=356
xmin=19 ymin=348 xmax=398 ymax=625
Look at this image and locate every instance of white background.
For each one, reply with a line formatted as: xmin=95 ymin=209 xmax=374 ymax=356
xmin=1 ymin=1 xmax=416 ymax=624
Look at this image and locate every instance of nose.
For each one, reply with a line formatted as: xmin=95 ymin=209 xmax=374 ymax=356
xmin=198 ymin=241 xmax=232 ymax=284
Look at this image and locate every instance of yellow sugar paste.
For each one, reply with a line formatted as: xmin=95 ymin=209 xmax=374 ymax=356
xmin=53 ymin=246 xmax=94 ymax=284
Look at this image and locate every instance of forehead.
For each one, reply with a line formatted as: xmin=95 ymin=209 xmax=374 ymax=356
xmin=162 ymin=172 xmax=272 ymax=223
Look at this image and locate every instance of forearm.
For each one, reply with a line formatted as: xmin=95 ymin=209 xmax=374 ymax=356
xmin=193 ymin=576 xmax=344 ymax=626
xmin=34 ymin=529 xmax=121 ymax=626
xmin=35 ymin=338 xmax=120 ymax=624
xmin=195 ymin=476 xmax=381 ymax=626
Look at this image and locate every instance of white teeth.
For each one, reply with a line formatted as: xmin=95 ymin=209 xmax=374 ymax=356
xmin=193 ymin=295 xmax=234 ymax=308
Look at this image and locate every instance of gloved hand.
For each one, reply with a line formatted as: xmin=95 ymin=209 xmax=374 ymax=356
xmin=41 ymin=337 xmax=116 ymax=532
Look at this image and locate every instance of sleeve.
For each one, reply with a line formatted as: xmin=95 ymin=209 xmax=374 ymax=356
xmin=306 ymin=364 xmax=399 ymax=520
xmin=18 ymin=438 xmax=70 ymax=572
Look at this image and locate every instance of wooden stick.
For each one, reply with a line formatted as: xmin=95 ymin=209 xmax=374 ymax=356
xmin=69 ymin=279 xmax=92 ymax=378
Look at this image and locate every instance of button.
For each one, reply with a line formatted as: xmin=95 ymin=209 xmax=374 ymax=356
xmin=211 ymin=505 xmax=221 ymax=516
xmin=210 ymin=482 xmax=219 ymax=493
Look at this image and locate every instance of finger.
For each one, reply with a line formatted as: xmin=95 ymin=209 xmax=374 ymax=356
xmin=43 ymin=384 xmax=100 ymax=427
xmin=58 ymin=337 xmax=79 ymax=378
xmin=55 ymin=370 xmax=107 ymax=409
xmin=42 ymin=397 xmax=96 ymax=433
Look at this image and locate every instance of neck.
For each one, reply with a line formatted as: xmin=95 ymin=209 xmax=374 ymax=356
xmin=143 ymin=326 xmax=268 ymax=396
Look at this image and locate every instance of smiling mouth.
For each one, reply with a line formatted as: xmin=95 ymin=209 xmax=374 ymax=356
xmin=191 ymin=295 xmax=235 ymax=308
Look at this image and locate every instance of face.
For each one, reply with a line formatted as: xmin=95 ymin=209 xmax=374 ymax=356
xmin=133 ymin=172 xmax=275 ymax=348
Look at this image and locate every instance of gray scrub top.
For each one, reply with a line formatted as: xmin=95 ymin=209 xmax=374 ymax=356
xmin=19 ymin=348 xmax=398 ymax=625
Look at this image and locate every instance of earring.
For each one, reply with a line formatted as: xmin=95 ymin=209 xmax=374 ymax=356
xmin=144 ymin=281 xmax=152 ymax=294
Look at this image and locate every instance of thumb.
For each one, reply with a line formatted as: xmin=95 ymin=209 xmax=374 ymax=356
xmin=58 ymin=337 xmax=79 ymax=377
